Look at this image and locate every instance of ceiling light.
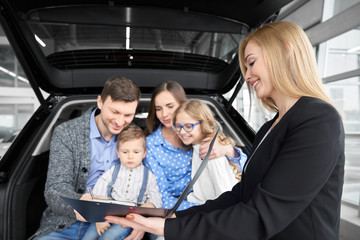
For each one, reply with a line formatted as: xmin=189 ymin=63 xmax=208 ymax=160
xmin=347 ymin=45 xmax=360 ymax=53
xmin=35 ymin=34 xmax=46 ymax=47
xmin=0 ymin=66 xmax=29 ymax=83
xmin=126 ymin=27 xmax=130 ymax=50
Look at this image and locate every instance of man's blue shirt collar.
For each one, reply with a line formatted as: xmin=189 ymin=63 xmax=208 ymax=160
xmin=89 ymin=108 xmax=116 ymax=144
xmin=90 ymin=109 xmax=101 ymax=139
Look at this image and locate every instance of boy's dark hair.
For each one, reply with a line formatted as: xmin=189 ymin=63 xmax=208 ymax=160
xmin=117 ymin=125 xmax=146 ymax=149
xmin=100 ymin=76 xmax=140 ymax=102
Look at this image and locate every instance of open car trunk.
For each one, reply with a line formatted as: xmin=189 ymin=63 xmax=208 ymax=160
xmin=0 ymin=0 xmax=293 ymax=239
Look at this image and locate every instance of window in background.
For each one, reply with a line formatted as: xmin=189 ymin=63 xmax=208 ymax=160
xmin=0 ymin=46 xmax=29 ymax=88
xmin=320 ymin=0 xmax=360 ymax=209
xmin=324 ymin=77 xmax=360 ymax=206
xmin=326 ymin=78 xmax=360 ymax=133
xmin=318 ymin=27 xmax=360 ymax=78
xmin=323 ymin=0 xmax=360 ymax=21
xmin=0 ymin=26 xmax=36 ymax=159
xmin=225 ymin=82 xmax=274 ymax=132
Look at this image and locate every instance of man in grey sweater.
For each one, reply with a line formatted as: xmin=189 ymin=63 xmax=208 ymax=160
xmin=32 ymin=76 xmax=141 ymax=239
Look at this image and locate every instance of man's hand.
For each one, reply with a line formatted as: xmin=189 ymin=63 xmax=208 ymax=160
xmin=74 ymin=193 xmax=93 ymax=222
xmin=80 ymin=193 xmax=93 ymax=201
xmin=74 ymin=210 xmax=86 ymax=222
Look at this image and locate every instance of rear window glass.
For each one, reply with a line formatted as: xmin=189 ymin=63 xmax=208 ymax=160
xmin=29 ymin=23 xmax=245 ymax=72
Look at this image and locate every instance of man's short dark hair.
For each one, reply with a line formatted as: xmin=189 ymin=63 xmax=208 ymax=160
xmin=100 ymin=76 xmax=140 ymax=102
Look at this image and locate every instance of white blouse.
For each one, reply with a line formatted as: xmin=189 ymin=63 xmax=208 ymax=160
xmin=187 ymin=144 xmax=239 ymax=204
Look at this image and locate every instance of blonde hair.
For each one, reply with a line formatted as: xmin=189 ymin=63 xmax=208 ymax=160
xmin=172 ymin=99 xmax=241 ymax=181
xmin=238 ymin=21 xmax=334 ymax=112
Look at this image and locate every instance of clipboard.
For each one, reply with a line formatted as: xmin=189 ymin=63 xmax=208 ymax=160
xmin=62 ymin=129 xmax=219 ymax=222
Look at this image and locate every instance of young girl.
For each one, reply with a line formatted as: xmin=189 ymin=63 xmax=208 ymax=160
xmin=172 ymin=99 xmax=241 ymax=204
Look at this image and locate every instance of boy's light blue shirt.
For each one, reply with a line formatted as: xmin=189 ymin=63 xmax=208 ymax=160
xmin=86 ymin=109 xmax=119 ymax=190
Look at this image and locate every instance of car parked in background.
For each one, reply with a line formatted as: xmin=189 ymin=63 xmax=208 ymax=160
xmin=0 ymin=130 xmax=20 ymax=160
xmin=0 ymin=127 xmax=13 ymax=142
xmin=0 ymin=0 xmax=292 ymax=239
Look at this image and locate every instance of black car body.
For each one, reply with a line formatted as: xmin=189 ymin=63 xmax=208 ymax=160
xmin=0 ymin=1 xmax=292 ymax=239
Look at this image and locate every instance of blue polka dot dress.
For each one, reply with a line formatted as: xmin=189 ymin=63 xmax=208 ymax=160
xmin=144 ymin=125 xmax=197 ymax=210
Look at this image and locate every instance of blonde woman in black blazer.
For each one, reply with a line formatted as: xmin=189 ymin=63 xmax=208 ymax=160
xmin=106 ymin=21 xmax=345 ymax=240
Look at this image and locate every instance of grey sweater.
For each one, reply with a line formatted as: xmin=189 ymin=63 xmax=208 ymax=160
xmin=31 ymin=108 xmax=94 ymax=239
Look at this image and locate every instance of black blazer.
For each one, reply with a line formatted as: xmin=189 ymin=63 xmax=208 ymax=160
xmin=165 ymin=97 xmax=345 ymax=240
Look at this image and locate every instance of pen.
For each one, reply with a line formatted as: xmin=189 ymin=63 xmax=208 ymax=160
xmin=87 ymin=186 xmax=95 ymax=200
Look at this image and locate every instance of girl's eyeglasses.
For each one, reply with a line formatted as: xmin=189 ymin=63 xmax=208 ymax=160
xmin=173 ymin=121 xmax=201 ymax=133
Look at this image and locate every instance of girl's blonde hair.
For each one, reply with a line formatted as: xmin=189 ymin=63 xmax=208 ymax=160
xmin=238 ymin=21 xmax=334 ymax=112
xmin=172 ymin=99 xmax=241 ymax=181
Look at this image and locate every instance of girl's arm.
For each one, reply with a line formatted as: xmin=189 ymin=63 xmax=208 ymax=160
xmin=199 ymin=139 xmax=247 ymax=170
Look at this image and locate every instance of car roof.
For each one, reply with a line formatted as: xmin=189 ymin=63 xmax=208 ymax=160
xmin=7 ymin=0 xmax=290 ymax=29
xmin=1 ymin=0 xmax=293 ymax=97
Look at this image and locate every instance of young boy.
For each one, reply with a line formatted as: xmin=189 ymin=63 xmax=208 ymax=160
xmin=82 ymin=125 xmax=162 ymax=240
